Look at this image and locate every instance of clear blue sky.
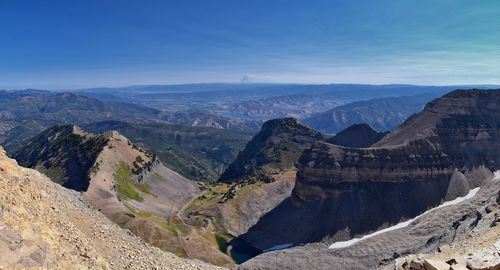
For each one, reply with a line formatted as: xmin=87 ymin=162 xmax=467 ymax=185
xmin=1 ymin=0 xmax=500 ymax=89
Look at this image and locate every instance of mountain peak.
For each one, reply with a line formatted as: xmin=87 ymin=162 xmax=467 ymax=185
xmin=12 ymin=125 xmax=154 ymax=193
xmin=326 ymin=123 xmax=387 ymax=148
xmin=218 ymin=117 xmax=324 ymax=183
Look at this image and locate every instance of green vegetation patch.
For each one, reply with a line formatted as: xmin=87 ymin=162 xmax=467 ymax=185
xmin=114 ymin=161 xmax=143 ymax=202
xmin=45 ymin=166 xmax=65 ymax=183
xmin=134 ymin=182 xmax=153 ymax=196
xmin=215 ymin=234 xmax=230 ymax=254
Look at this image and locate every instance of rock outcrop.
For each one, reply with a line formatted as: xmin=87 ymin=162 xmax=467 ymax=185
xmin=233 ymin=89 xmax=500 ymax=262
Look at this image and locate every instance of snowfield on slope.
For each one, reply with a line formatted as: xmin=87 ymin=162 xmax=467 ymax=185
xmin=329 ymin=186 xmax=483 ymax=249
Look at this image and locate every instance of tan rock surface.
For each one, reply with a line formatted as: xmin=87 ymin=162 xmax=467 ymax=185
xmin=0 ymin=147 xmax=223 ymax=270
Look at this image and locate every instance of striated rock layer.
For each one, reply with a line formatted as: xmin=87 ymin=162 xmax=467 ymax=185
xmin=235 ymin=89 xmax=500 ymax=257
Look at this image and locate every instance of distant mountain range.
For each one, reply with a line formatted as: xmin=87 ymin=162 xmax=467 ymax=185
xmin=303 ymin=93 xmax=442 ymax=134
xmin=0 ymin=90 xmax=254 ymax=181
xmin=73 ymin=83 xmax=459 ymax=119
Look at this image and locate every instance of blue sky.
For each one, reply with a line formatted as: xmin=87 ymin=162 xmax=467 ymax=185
xmin=1 ymin=0 xmax=500 ymax=89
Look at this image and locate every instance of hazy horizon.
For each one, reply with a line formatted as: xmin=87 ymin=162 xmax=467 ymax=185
xmin=3 ymin=82 xmax=500 ymax=92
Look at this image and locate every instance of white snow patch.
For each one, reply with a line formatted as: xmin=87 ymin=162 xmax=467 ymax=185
xmin=329 ymin=186 xmax=481 ymax=249
xmin=494 ymin=170 xmax=500 ymax=181
xmin=263 ymin=243 xmax=293 ymax=252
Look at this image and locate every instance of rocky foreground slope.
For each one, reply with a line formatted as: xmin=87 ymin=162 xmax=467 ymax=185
xmin=11 ymin=126 xmax=245 ymax=265
xmin=0 ymin=147 xmax=222 ymax=269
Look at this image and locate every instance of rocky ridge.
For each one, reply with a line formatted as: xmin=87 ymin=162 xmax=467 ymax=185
xmin=13 ymin=125 xmax=113 ymax=191
xmin=0 ymin=147 xmax=222 ymax=269
xmin=11 ymin=126 xmax=236 ymax=265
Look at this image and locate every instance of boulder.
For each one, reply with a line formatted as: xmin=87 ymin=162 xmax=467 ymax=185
xmin=466 ymin=251 xmax=500 ymax=270
xmin=449 ymin=264 xmax=468 ymax=270
xmin=423 ymin=259 xmax=451 ymax=270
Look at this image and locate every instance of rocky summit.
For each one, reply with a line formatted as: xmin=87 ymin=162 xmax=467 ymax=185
xmin=218 ymin=117 xmax=325 ymax=183
xmin=326 ymin=123 xmax=388 ymax=148
xmin=232 ymin=89 xmax=500 ymax=267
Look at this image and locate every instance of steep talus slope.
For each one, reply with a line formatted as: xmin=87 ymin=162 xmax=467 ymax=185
xmin=216 ymin=117 xmax=324 ymax=235
xmin=234 ymin=89 xmax=500 ymax=263
xmin=326 ymin=123 xmax=387 ymax=148
xmin=0 ymin=147 xmax=222 ymax=270
xmin=219 ymin=117 xmax=325 ymax=183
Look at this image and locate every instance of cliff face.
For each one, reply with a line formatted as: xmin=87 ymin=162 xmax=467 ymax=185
xmin=13 ymin=125 xmax=110 ymax=191
xmin=218 ymin=117 xmax=324 ymax=183
xmin=295 ymin=89 xmax=500 ymax=205
xmin=232 ymin=89 xmax=500 ymax=257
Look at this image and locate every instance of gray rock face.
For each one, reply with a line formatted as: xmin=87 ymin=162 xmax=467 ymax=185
xmin=12 ymin=125 xmax=110 ymax=191
xmin=233 ymin=89 xmax=500 ymax=265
